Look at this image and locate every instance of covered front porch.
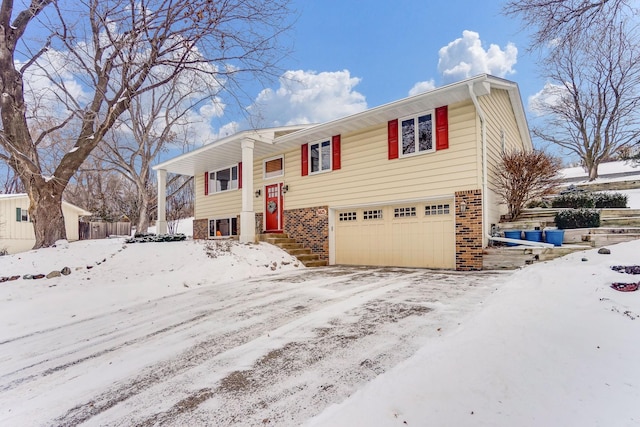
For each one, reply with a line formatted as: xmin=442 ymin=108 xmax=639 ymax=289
xmin=152 ymin=125 xmax=310 ymax=243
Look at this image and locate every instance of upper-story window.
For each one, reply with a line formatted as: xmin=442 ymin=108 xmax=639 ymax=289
xmin=400 ymin=112 xmax=434 ymax=156
xmin=310 ymin=140 xmax=332 ymax=174
xmin=264 ymin=156 xmax=284 ymax=179
xmin=209 ymin=165 xmax=238 ymax=193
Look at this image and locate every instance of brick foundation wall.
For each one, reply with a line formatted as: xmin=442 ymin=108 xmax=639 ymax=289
xmin=284 ymin=206 xmax=329 ymax=261
xmin=455 ymin=189 xmax=483 ymax=271
xmin=193 ymin=218 xmax=208 ymax=240
xmin=255 ymin=213 xmax=263 ymax=235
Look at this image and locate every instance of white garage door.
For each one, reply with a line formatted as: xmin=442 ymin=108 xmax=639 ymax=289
xmin=335 ymin=201 xmax=455 ymax=269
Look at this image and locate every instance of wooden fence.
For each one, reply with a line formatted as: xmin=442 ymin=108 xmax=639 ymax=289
xmin=79 ymin=222 xmax=131 ymax=240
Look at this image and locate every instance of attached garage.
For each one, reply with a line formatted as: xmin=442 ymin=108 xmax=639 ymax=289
xmin=334 ymin=199 xmax=455 ymax=269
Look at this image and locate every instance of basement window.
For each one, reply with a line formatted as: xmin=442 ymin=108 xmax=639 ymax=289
xmin=209 ymin=217 xmax=238 ymax=237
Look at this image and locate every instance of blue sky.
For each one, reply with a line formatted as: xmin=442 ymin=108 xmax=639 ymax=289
xmin=289 ymin=0 xmax=535 ymax=106
xmin=207 ymin=0 xmax=547 ymax=148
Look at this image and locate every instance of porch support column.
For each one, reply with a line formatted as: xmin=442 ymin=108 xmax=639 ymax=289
xmin=240 ymin=138 xmax=255 ymax=243
xmin=156 ymin=169 xmax=168 ymax=234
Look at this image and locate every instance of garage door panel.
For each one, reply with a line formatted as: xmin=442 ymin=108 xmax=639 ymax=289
xmin=336 ymin=200 xmax=455 ymax=269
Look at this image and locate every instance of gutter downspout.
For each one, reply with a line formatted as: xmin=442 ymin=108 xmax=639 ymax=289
xmin=467 ymin=82 xmax=554 ymax=249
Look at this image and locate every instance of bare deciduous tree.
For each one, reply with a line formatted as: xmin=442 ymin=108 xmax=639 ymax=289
xmin=495 ymin=150 xmax=562 ymax=220
xmin=166 ymin=175 xmax=194 ymax=234
xmin=0 ymin=0 xmax=293 ymax=248
xmin=504 ymin=1 xmax=640 ymax=180
xmin=97 ymin=72 xmax=203 ymax=233
xmin=531 ymin=22 xmax=640 ymax=180
xmin=503 ymin=0 xmax=632 ymax=49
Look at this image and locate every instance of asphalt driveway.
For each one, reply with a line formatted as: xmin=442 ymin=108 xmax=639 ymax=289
xmin=1 ymin=266 xmax=510 ymax=426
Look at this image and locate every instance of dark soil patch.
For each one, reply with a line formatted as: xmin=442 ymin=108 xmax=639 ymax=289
xmin=611 ymin=265 xmax=640 ymax=275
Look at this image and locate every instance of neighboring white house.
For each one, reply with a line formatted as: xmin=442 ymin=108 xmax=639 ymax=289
xmin=0 ymin=194 xmax=92 ymax=254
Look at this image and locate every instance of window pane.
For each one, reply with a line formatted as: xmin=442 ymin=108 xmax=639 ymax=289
xmin=310 ymin=143 xmax=320 ymax=172
xmin=209 ymin=220 xmax=216 ymax=236
xmin=321 ymin=141 xmax=331 ymax=170
xmin=230 ymin=166 xmax=238 ymax=189
xmin=216 ymin=168 xmax=231 ymax=191
xmin=265 ymin=158 xmax=283 ymax=178
xmin=216 ymin=218 xmax=230 ymax=236
xmin=401 ymin=118 xmax=415 ymax=155
xmin=231 ymin=217 xmax=238 ymax=235
xmin=418 ymin=114 xmax=432 ymax=151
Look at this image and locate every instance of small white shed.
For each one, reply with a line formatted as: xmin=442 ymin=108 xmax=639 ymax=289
xmin=0 ymin=194 xmax=91 ymax=254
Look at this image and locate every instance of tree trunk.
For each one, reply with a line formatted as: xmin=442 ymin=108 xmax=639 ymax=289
xmin=588 ymin=163 xmax=599 ymax=181
xmin=136 ymin=195 xmax=150 ymax=234
xmin=29 ymin=183 xmax=67 ymax=248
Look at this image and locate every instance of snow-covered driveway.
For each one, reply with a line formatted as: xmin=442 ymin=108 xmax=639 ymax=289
xmin=0 ymin=266 xmax=508 ymax=426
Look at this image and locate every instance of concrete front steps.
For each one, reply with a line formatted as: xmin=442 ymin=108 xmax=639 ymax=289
xmin=564 ymin=227 xmax=640 ymax=247
xmin=483 ymin=245 xmax=592 ymax=270
xmin=257 ymin=233 xmax=328 ymax=267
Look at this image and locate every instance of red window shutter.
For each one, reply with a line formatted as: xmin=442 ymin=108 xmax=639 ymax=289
xmin=332 ymin=135 xmax=341 ymax=170
xmin=301 ymin=143 xmax=309 ymax=176
xmin=238 ymin=162 xmax=243 ymax=189
xmin=435 ymin=105 xmax=449 ymax=150
xmin=204 ymin=172 xmax=209 ymax=195
xmin=388 ymin=119 xmax=399 ymax=159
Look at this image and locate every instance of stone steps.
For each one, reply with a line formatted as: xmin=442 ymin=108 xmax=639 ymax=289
xmin=257 ymin=233 xmax=328 ymax=267
xmin=483 ymin=245 xmax=592 ymax=270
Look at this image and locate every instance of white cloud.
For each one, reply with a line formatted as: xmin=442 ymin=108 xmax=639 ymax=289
xmin=408 ymin=79 xmax=436 ymax=96
xmin=198 ymin=97 xmax=226 ymax=119
xmin=438 ymin=30 xmax=518 ymax=83
xmin=528 ymin=82 xmax=567 ymax=116
xmin=249 ymin=69 xmax=367 ymax=127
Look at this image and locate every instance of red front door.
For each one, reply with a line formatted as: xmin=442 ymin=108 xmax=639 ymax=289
xmin=265 ymin=183 xmax=283 ymax=232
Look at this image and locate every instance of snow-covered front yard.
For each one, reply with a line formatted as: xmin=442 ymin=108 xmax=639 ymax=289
xmin=1 ymin=237 xmax=639 ymax=426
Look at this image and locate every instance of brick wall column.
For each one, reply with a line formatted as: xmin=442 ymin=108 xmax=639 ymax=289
xmin=455 ymin=189 xmax=483 ymax=271
xmin=193 ymin=218 xmax=208 ymax=240
xmin=283 ymin=206 xmax=329 ymax=260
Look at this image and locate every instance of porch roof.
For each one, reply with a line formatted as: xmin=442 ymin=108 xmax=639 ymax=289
xmin=152 ymin=125 xmax=313 ymax=176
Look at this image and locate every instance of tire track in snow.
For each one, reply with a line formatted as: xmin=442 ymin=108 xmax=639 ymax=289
xmin=1 ymin=268 xmax=419 ymax=425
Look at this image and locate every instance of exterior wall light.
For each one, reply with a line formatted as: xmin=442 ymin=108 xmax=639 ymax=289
xmin=282 ymin=185 xmax=289 ymax=194
xmin=255 ymin=189 xmax=261 ymax=198
xmin=460 ymin=200 xmax=467 ymax=213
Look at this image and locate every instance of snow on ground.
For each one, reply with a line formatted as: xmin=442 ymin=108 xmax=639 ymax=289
xmin=308 ymin=241 xmax=640 ymax=427
xmin=560 ymin=160 xmax=640 ymax=180
xmin=147 ymin=217 xmax=194 ymax=237
xmin=1 ymin=238 xmax=639 ymax=426
xmin=0 ymin=238 xmax=300 ymax=338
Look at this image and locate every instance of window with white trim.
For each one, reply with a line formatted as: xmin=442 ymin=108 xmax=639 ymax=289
xmin=263 ymin=156 xmax=284 ymax=179
xmin=209 ymin=165 xmax=238 ymax=193
xmin=310 ymin=140 xmax=331 ymax=173
xmin=394 ymin=207 xmax=416 ymax=218
xmin=363 ymin=209 xmax=383 ymax=220
xmin=425 ymin=204 xmax=450 ymax=216
xmin=339 ymin=211 xmax=357 ymax=222
xmin=209 ymin=217 xmax=238 ymax=237
xmin=16 ymin=207 xmax=29 ymax=222
xmin=400 ymin=112 xmax=434 ymax=156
